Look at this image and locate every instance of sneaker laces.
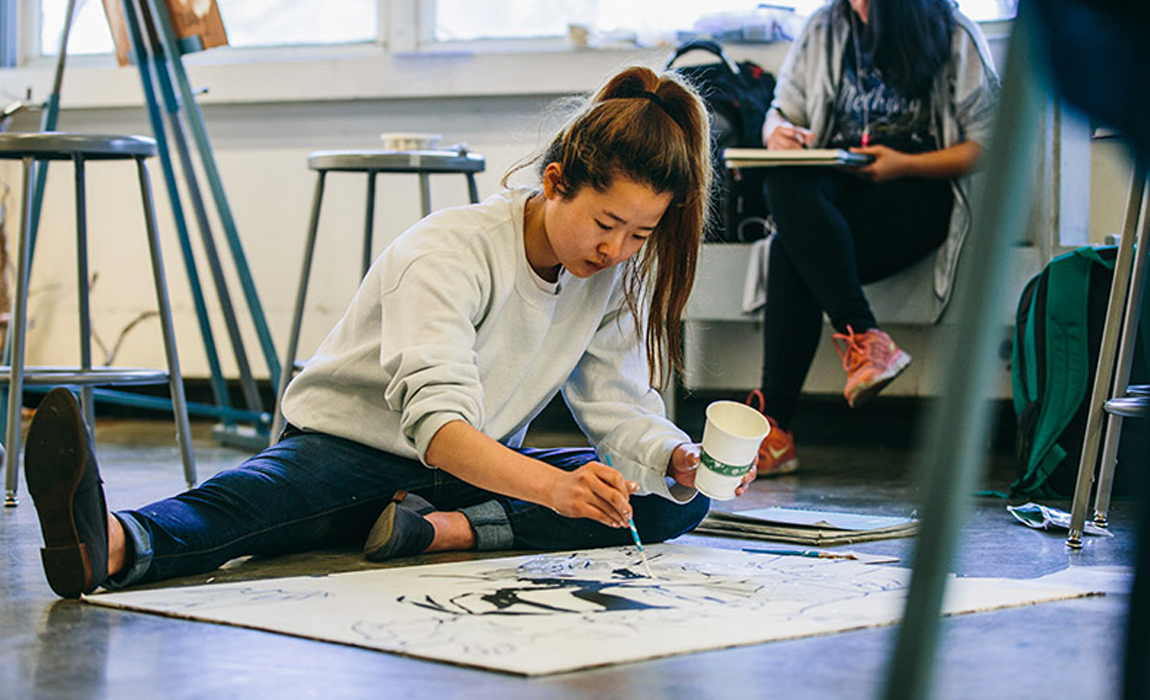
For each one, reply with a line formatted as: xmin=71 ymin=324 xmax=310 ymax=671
xmin=745 ymin=389 xmax=766 ymax=414
xmin=832 ymin=326 xmax=893 ymax=373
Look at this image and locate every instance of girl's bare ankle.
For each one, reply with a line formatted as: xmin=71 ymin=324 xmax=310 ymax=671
xmin=424 ymin=511 xmax=476 ymax=552
xmin=107 ymin=512 xmax=127 ymax=576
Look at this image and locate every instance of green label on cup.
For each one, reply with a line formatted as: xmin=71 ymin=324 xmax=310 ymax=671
xmin=700 ymin=451 xmax=752 ymax=477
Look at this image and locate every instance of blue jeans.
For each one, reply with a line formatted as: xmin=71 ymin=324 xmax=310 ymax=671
xmin=112 ymin=427 xmax=709 ymax=587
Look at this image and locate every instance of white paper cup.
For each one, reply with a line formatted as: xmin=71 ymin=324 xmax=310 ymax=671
xmin=696 ymin=401 xmax=770 ymax=500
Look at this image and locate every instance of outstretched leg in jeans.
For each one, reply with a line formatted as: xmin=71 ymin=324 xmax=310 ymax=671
xmin=24 ymin=388 xmax=709 ymax=597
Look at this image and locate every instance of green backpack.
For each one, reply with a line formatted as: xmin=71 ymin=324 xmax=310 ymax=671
xmin=1011 ymin=245 xmax=1150 ymax=499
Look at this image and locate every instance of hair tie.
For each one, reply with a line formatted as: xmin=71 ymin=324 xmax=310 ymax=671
xmin=624 ymin=89 xmax=684 ymax=131
xmin=636 ymin=90 xmax=669 ymax=112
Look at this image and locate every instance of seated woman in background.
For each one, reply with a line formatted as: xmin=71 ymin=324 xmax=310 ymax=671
xmin=749 ymin=0 xmax=1000 ymax=475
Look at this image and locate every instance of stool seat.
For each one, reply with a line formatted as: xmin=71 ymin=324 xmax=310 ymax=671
xmin=0 ymin=367 xmax=171 ymax=386
xmin=0 ymin=132 xmax=157 ymax=159
xmin=308 ymin=149 xmax=486 ymax=174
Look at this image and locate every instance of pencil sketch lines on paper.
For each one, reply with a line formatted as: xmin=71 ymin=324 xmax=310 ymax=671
xmin=125 ymin=585 xmax=330 ymax=612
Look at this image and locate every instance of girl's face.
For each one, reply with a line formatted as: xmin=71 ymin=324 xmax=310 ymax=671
xmin=533 ymin=163 xmax=672 ymax=280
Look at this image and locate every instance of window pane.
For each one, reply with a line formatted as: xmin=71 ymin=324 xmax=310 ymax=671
xmin=40 ymin=0 xmax=378 ymax=57
xmin=434 ymin=0 xmax=1016 ymax=43
xmin=40 ymin=0 xmax=114 ymax=56
xmin=222 ymin=0 xmax=377 ymax=48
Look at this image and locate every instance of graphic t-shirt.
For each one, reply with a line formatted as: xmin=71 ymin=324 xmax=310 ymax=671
xmin=827 ymin=34 xmax=937 ymax=153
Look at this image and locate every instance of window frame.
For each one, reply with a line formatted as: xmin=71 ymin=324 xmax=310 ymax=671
xmin=0 ymin=0 xmax=1013 ymax=109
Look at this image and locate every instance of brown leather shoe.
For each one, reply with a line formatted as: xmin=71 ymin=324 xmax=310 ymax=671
xmin=25 ymin=388 xmax=109 ymax=598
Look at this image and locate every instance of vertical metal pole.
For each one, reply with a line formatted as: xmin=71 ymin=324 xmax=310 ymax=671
xmin=466 ymin=173 xmax=479 ymax=204
xmin=419 ymin=172 xmax=431 ymax=217
xmin=881 ymin=4 xmax=1047 ymax=699
xmin=363 ymin=171 xmax=377 ymax=278
xmin=73 ymin=154 xmax=95 ymax=430
xmin=1067 ymin=173 xmax=1145 ymax=545
xmin=270 ymin=172 xmax=327 ymax=443
xmin=4 ymin=157 xmax=35 ymax=506
xmin=1090 ymin=175 xmax=1150 ymax=526
xmin=136 ymin=158 xmax=196 ymax=487
xmin=0 ymin=0 xmax=77 ymax=482
xmin=26 ymin=0 xmax=77 ymax=245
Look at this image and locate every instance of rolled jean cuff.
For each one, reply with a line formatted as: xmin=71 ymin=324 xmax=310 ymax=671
xmin=458 ymin=500 xmax=514 ymax=551
xmin=105 ymin=511 xmax=153 ymax=590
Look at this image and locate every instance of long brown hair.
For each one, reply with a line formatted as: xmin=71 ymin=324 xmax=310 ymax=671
xmin=505 ymin=66 xmax=712 ymax=387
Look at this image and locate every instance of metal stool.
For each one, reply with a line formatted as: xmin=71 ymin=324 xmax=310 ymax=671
xmin=1 ymin=133 xmax=196 ymax=506
xmin=1067 ymin=163 xmax=1150 ymax=544
xmin=270 ymin=148 xmax=485 ymax=440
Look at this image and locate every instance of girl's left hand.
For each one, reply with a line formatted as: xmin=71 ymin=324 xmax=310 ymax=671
xmin=668 ymin=443 xmax=757 ymax=497
xmin=847 ymin=144 xmax=910 ymax=184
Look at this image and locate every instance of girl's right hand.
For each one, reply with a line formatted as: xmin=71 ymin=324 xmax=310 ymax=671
xmin=767 ymin=124 xmax=816 ymax=150
xmin=547 ymin=462 xmax=637 ymax=529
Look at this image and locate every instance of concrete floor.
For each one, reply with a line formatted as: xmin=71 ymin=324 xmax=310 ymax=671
xmin=0 ymin=416 xmax=1136 ymax=700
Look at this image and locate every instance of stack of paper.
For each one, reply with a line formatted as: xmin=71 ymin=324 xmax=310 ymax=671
xmin=695 ymin=506 xmax=918 ymax=545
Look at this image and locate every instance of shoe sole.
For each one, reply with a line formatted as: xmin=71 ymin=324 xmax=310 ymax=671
xmin=363 ymin=502 xmax=400 ymax=561
xmin=847 ymin=352 xmax=912 ymax=408
xmin=24 ymin=390 xmax=94 ymax=599
xmin=364 ymin=492 xmax=435 ymax=561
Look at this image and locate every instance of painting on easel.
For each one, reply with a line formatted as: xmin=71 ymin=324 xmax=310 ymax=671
xmin=101 ymin=0 xmax=229 ymax=66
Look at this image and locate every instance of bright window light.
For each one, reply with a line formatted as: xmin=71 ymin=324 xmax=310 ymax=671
xmin=39 ymin=0 xmax=378 ymax=57
xmin=433 ymin=0 xmax=1017 ymax=43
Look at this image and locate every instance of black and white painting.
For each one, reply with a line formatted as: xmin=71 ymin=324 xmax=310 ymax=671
xmin=86 ymin=544 xmax=1097 ymax=675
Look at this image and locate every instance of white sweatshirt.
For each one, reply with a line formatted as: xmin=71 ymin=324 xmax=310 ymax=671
xmin=281 ymin=188 xmax=695 ymax=502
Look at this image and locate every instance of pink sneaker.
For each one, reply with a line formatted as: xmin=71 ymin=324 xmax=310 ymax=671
xmin=832 ymin=326 xmax=911 ymax=408
xmin=745 ymin=390 xmax=799 ymax=476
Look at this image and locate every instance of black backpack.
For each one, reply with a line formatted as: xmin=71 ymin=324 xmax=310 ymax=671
xmin=666 ymin=39 xmax=775 ymax=243
xmin=1011 ymin=245 xmax=1150 ymax=498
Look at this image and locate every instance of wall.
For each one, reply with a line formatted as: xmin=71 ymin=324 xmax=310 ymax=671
xmin=0 ymin=26 xmax=1136 ymax=397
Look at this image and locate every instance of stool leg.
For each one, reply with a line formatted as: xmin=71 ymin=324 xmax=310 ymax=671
xmin=466 ymin=173 xmax=479 ymax=204
xmin=4 ymin=157 xmax=35 ymax=505
xmin=1069 ymin=166 xmax=1145 ymax=546
xmin=419 ymin=173 xmax=431 ymax=218
xmin=136 ymin=159 xmax=196 ymax=488
xmin=270 ymin=171 xmax=326 ymax=443
xmin=1093 ymin=175 xmax=1150 ymax=526
xmin=363 ymin=171 xmax=377 ymax=279
xmin=74 ymin=154 xmax=96 ymax=429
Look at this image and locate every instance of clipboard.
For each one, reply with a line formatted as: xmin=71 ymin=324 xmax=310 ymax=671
xmin=724 ymin=147 xmax=875 ymax=169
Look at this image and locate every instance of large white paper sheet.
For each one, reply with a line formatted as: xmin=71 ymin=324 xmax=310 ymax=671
xmin=86 ymin=544 xmax=1099 ymax=676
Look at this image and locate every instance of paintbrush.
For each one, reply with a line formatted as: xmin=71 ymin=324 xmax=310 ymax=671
xmin=603 ymin=454 xmax=655 ymax=577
